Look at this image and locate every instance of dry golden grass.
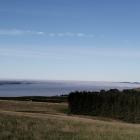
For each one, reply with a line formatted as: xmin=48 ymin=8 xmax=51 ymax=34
xmin=0 ymin=100 xmax=67 ymax=114
xmin=0 ymin=100 xmax=140 ymax=140
xmin=135 ymin=88 xmax=140 ymax=91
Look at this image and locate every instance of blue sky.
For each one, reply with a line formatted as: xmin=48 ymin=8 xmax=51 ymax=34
xmin=0 ymin=0 xmax=140 ymax=81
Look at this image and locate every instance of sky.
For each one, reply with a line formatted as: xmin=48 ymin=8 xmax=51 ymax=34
xmin=0 ymin=0 xmax=140 ymax=82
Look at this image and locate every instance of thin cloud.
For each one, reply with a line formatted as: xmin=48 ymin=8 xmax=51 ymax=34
xmin=0 ymin=49 xmax=69 ymax=60
xmin=48 ymin=32 xmax=94 ymax=38
xmin=0 ymin=29 xmax=94 ymax=38
xmin=77 ymin=33 xmax=85 ymax=37
xmin=48 ymin=33 xmax=56 ymax=37
xmin=0 ymin=47 xmax=140 ymax=60
xmin=0 ymin=29 xmax=45 ymax=36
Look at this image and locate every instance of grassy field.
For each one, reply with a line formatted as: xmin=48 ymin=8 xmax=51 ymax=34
xmin=0 ymin=100 xmax=140 ymax=140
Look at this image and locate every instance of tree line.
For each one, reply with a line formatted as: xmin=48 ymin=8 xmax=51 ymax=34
xmin=68 ymin=89 xmax=140 ymax=123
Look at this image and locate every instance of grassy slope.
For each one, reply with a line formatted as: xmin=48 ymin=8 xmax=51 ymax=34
xmin=0 ymin=100 xmax=140 ymax=140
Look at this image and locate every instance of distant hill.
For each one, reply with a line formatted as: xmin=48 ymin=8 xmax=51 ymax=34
xmin=120 ymin=82 xmax=140 ymax=85
xmin=0 ymin=81 xmax=32 ymax=86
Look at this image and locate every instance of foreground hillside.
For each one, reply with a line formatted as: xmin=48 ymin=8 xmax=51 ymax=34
xmin=0 ymin=100 xmax=140 ymax=140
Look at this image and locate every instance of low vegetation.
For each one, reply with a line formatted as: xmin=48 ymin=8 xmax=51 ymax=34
xmin=0 ymin=95 xmax=67 ymax=103
xmin=0 ymin=100 xmax=140 ymax=140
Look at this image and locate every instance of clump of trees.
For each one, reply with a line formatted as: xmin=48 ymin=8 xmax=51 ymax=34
xmin=68 ymin=89 xmax=140 ymax=123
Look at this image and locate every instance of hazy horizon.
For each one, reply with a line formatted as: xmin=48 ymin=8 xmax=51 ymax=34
xmin=0 ymin=78 xmax=140 ymax=84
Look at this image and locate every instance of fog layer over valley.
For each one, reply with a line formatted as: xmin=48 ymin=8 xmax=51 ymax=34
xmin=0 ymin=80 xmax=140 ymax=97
